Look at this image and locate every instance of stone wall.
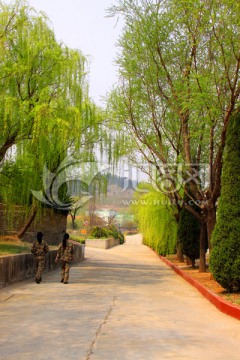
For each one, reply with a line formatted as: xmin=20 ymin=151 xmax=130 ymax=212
xmin=0 ymin=244 xmax=85 ymax=289
xmin=0 ymin=204 xmax=67 ymax=245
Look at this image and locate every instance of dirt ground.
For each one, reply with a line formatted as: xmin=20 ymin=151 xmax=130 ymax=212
xmin=166 ymin=255 xmax=240 ymax=307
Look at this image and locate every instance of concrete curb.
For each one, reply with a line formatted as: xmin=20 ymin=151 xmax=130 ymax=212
xmin=159 ymin=255 xmax=240 ymax=321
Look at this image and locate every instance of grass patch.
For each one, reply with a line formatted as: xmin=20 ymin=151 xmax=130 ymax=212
xmin=69 ymin=235 xmax=85 ymax=244
xmin=0 ymin=236 xmax=57 ymax=256
xmin=0 ymin=242 xmax=31 ymax=256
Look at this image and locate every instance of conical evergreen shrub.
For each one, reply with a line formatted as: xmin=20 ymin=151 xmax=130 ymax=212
xmin=210 ymin=113 xmax=240 ymax=292
xmin=177 ymin=192 xmax=201 ymax=267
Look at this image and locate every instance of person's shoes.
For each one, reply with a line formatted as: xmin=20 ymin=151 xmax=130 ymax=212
xmin=35 ymin=280 xmax=40 ymax=284
xmin=64 ymin=282 xmax=68 ymax=284
xmin=60 ymin=279 xmax=64 ymax=283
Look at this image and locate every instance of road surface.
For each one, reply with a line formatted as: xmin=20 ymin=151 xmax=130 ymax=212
xmin=0 ymin=234 xmax=240 ymax=360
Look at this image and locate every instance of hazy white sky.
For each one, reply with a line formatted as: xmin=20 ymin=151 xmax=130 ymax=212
xmin=5 ymin=0 xmax=123 ymax=106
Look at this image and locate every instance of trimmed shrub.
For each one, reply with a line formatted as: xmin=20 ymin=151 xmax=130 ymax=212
xmin=210 ymin=113 xmax=240 ymax=292
xmin=177 ymin=192 xmax=201 ymax=267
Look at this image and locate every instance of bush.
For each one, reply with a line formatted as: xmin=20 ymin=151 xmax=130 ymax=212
xmin=69 ymin=235 xmax=85 ymax=244
xmin=117 ymin=231 xmax=125 ymax=244
xmin=210 ymin=114 xmax=240 ymax=292
xmin=107 ymin=225 xmax=125 ymax=244
xmin=177 ymin=191 xmax=201 ymax=267
xmin=90 ymin=226 xmax=109 ymax=239
xmin=90 ymin=225 xmax=125 ymax=244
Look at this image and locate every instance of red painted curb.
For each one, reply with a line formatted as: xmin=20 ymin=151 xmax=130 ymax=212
xmin=159 ymin=255 xmax=240 ymax=321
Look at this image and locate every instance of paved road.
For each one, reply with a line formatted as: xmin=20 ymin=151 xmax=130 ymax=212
xmin=0 ymin=234 xmax=240 ymax=360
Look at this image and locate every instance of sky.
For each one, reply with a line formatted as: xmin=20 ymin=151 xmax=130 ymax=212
xmin=4 ymin=0 xmax=123 ymax=106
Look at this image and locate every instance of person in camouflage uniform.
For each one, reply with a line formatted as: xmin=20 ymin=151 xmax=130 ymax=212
xmin=31 ymin=232 xmax=49 ymax=284
xmin=55 ymin=233 xmax=74 ymax=284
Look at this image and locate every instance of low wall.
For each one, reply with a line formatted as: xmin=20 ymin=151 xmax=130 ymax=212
xmin=0 ymin=204 xmax=67 ymax=245
xmin=85 ymin=238 xmax=120 ymax=249
xmin=0 ymin=244 xmax=85 ymax=289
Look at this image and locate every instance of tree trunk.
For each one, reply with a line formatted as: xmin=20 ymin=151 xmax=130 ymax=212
xmin=0 ymin=133 xmax=17 ymax=164
xmin=70 ymin=212 xmax=76 ymax=229
xmin=206 ymin=204 xmax=216 ymax=252
xmin=176 ymin=238 xmax=184 ymax=262
xmin=199 ymin=222 xmax=207 ymax=272
xmin=17 ymin=205 xmax=37 ymax=239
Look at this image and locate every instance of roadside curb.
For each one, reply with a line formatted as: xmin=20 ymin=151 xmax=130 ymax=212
xmin=159 ymin=255 xmax=240 ymax=321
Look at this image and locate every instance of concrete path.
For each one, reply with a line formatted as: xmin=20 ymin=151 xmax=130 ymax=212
xmin=0 ymin=234 xmax=240 ymax=360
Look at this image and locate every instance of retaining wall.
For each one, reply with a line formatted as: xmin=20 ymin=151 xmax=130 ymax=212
xmin=85 ymin=238 xmax=120 ymax=249
xmin=0 ymin=244 xmax=85 ymax=289
xmin=0 ymin=204 xmax=67 ymax=245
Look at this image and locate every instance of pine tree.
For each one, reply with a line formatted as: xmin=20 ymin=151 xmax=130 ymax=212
xmin=210 ymin=113 xmax=240 ymax=292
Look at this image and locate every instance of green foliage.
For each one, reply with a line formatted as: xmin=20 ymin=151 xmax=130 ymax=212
xmin=107 ymin=0 xmax=240 ymax=252
xmin=0 ymin=242 xmax=30 ymax=255
xmin=131 ymin=184 xmax=177 ymax=255
xmin=0 ymin=1 xmax=104 ymax=214
xmin=118 ymin=232 xmax=125 ymax=244
xmin=107 ymin=224 xmax=125 ymax=244
xmin=177 ymin=192 xmax=201 ymax=267
xmin=90 ymin=226 xmax=109 ymax=239
xmin=108 ymin=0 xmax=240 ymax=162
xmin=69 ymin=235 xmax=85 ymax=245
xmin=90 ymin=225 xmax=124 ymax=244
xmin=210 ymin=114 xmax=240 ymax=292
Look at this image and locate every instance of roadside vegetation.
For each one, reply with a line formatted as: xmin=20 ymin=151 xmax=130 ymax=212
xmin=0 ymin=236 xmax=57 ymax=255
xmin=131 ymin=184 xmax=177 ymax=256
xmin=0 ymin=239 xmax=31 ymax=256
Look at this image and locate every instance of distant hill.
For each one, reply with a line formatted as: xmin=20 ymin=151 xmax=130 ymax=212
xmin=105 ymin=173 xmax=138 ymax=191
xmin=96 ymin=183 xmax=134 ymax=210
xmin=67 ymin=173 xmax=137 ymax=210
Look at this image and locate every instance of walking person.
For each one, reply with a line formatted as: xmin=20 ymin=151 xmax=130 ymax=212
xmin=31 ymin=231 xmax=49 ymax=284
xmin=55 ymin=233 xmax=74 ymax=284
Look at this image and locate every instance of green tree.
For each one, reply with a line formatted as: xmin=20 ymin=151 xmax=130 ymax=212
xmin=0 ymin=0 xmax=104 ymax=236
xmin=0 ymin=0 xmax=102 ymax=165
xmin=107 ymin=0 xmax=240 ymax=270
xmin=210 ymin=113 xmax=240 ymax=292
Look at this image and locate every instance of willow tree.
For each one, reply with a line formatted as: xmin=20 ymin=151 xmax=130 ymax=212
xmin=0 ymin=0 xmax=103 ymax=236
xmin=131 ymin=183 xmax=177 ymax=255
xmin=107 ymin=0 xmax=240 ymax=270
